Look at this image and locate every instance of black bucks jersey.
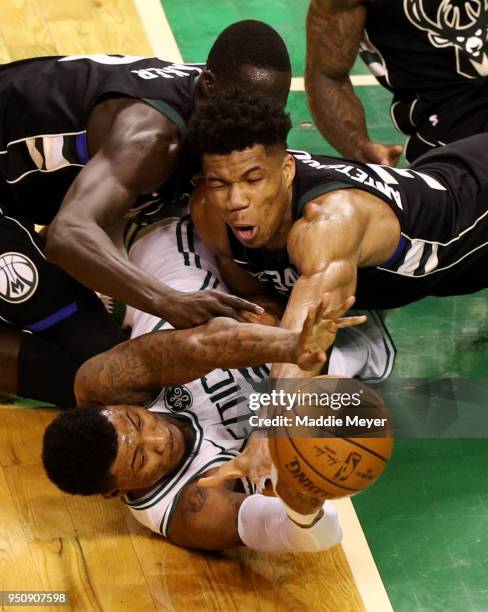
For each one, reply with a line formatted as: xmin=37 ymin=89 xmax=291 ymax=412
xmin=359 ymin=1 xmax=488 ymax=160
xmin=227 ymin=135 xmax=488 ymax=309
xmin=0 ymin=54 xmax=203 ymax=224
xmin=361 ymin=0 xmax=488 ymax=93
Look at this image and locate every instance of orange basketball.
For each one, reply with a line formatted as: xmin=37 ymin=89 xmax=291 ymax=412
xmin=268 ymin=376 xmax=393 ymax=503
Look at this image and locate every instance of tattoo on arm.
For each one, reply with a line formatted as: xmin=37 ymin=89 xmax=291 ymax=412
xmin=186 ymin=486 xmax=210 ymax=513
xmin=306 ymin=1 xmax=369 ymax=157
xmin=167 ymin=480 xmax=245 ymax=550
xmin=75 ymin=318 xmax=299 ymax=406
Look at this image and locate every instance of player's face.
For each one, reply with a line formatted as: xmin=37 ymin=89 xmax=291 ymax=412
xmin=203 ymin=144 xmax=295 ymax=249
xmin=104 ymin=406 xmax=186 ymax=493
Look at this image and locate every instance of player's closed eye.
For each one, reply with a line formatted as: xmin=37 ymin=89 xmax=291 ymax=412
xmin=208 ymin=180 xmax=226 ymax=189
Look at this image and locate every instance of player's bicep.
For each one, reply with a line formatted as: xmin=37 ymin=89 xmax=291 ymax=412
xmin=283 ymin=201 xmax=363 ymax=328
xmin=168 ymin=480 xmax=246 ymax=551
xmin=57 ymin=103 xmax=181 ymax=228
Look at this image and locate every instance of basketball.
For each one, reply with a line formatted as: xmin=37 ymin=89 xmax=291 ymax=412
xmin=269 ymin=376 xmax=393 ymax=505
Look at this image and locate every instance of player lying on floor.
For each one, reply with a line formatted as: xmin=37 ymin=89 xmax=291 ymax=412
xmin=42 ymin=217 xmax=395 ymax=553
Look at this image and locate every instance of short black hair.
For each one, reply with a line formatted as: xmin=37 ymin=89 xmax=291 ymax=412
xmin=207 ymin=20 xmax=291 ymax=78
xmin=42 ymin=406 xmax=118 ymax=496
xmin=189 ymin=91 xmax=292 ymax=156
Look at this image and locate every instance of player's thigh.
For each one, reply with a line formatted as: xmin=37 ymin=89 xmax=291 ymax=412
xmin=0 ymin=215 xmax=78 ymax=325
xmin=406 ymin=104 xmax=488 ymax=162
xmin=0 ymin=215 xmax=126 ymax=362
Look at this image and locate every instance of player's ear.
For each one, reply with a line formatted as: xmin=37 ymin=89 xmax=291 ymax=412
xmin=283 ymin=153 xmax=296 ymax=188
xmin=200 ymin=69 xmax=216 ymax=97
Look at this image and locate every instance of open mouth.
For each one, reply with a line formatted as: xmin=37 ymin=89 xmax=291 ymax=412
xmin=233 ymin=225 xmax=258 ymax=242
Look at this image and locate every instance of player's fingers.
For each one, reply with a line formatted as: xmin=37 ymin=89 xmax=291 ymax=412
xmin=302 ymin=304 xmax=317 ymax=334
xmin=335 ymin=315 xmax=367 ymax=329
xmin=197 ymin=465 xmax=245 ymax=488
xmin=248 ymin=464 xmax=272 ymax=485
xmin=324 ymin=295 xmax=356 ymax=321
xmin=217 ymin=292 xmax=264 ymax=315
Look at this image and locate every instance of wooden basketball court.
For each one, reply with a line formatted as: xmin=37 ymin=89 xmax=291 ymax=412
xmin=0 ymin=1 xmax=393 ymax=610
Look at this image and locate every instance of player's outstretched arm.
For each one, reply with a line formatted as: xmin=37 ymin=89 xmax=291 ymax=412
xmin=306 ymin=0 xmax=402 ymax=165
xmin=272 ymin=189 xmax=399 ymax=380
xmin=75 ymin=300 xmax=364 ymax=406
xmin=45 ymin=101 xmax=260 ymax=328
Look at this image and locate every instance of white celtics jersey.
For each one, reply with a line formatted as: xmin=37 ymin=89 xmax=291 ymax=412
xmin=123 ymin=215 xmax=263 ymax=536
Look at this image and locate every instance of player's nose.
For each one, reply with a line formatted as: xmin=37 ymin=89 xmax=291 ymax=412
xmin=227 ymin=183 xmax=249 ymax=211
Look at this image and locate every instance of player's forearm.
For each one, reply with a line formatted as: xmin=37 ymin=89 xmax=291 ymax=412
xmin=192 ymin=317 xmax=300 ymax=371
xmin=306 ymin=0 xmax=368 ymax=159
xmin=271 ymin=266 xmax=356 ymax=380
xmin=46 ymin=217 xmax=177 ymax=318
xmin=306 ymin=75 xmax=371 ymax=160
xmin=75 ymin=318 xmax=302 ymax=406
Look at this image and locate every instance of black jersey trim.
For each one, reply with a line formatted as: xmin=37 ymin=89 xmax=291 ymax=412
xmin=142 ymin=98 xmax=187 ymax=139
xmin=295 ymin=182 xmax=354 ymax=215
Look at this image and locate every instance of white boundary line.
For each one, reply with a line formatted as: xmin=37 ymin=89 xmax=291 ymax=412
xmin=332 ymin=498 xmax=394 ymax=612
xmin=291 ymin=75 xmax=378 ymax=91
xmin=130 ymin=2 xmax=377 ymax=90
xmin=133 ymin=0 xmax=183 ymax=62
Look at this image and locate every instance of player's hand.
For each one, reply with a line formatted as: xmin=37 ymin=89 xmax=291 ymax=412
xmin=356 ymin=140 xmax=403 ymax=167
xmin=297 ymin=294 xmax=367 ymax=371
xmin=164 ymin=290 xmax=264 ymax=328
xmin=197 ymin=435 xmax=271 ymax=488
xmin=237 ymin=309 xmax=281 ymax=327
xmin=273 ymin=469 xmax=326 ymax=516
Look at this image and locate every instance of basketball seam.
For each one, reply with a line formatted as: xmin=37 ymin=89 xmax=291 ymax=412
xmin=342 ymin=438 xmax=389 ymax=463
xmin=286 ymin=436 xmax=362 ymax=493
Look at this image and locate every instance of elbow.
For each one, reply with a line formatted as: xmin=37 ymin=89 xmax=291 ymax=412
xmin=45 ymin=214 xmax=88 ymax=265
xmin=45 ymin=216 xmax=70 ymax=264
xmin=73 ymin=364 xmax=89 ymax=407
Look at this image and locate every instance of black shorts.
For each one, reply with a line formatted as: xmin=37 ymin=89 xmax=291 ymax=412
xmin=391 ymin=87 xmax=488 ymax=162
xmin=0 ymin=213 xmax=126 ymax=363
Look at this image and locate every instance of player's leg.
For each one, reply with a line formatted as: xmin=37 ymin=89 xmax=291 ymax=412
xmin=0 ymin=323 xmax=78 ymax=407
xmin=405 ymin=97 xmax=488 ymax=162
xmin=0 ymin=214 xmax=126 ymax=404
xmin=328 ymin=309 xmax=396 ymax=383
